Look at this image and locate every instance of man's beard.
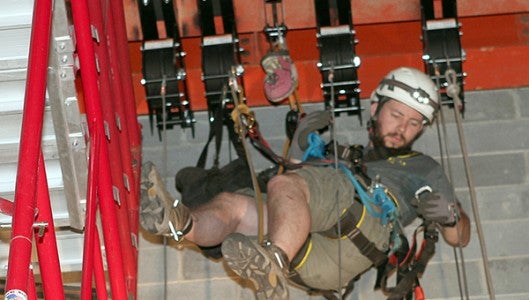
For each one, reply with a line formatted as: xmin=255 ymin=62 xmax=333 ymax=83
xmin=365 ymin=118 xmax=415 ymax=161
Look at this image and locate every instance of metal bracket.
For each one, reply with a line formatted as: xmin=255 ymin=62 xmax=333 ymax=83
xmin=1 ymin=222 xmax=49 ymax=237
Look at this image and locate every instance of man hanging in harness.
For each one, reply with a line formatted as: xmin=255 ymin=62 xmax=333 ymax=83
xmin=139 ymin=67 xmax=471 ymax=299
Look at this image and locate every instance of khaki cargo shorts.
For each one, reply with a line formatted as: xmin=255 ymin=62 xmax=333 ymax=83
xmin=291 ymin=166 xmax=392 ymax=291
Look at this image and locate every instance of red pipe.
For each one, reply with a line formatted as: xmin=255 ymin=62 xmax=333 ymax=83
xmin=35 ymin=152 xmax=65 ymax=300
xmin=110 ymin=0 xmax=143 ymax=255
xmin=0 ymin=197 xmax=14 ymax=216
xmin=27 ymin=270 xmax=37 ymax=300
xmin=88 ymin=0 xmax=137 ymax=295
xmin=105 ymin=0 xmax=141 ymax=247
xmin=5 ymin=0 xmax=53 ymax=295
xmin=93 ymin=229 xmax=109 ymax=300
xmin=81 ymin=120 xmax=101 ymax=300
xmin=69 ymin=0 xmax=128 ymax=299
xmin=110 ymin=0 xmax=143 ymax=193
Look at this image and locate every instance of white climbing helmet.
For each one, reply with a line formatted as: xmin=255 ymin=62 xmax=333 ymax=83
xmin=371 ymin=67 xmax=440 ymax=124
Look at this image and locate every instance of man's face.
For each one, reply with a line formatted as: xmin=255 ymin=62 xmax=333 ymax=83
xmin=371 ymin=99 xmax=425 ymax=149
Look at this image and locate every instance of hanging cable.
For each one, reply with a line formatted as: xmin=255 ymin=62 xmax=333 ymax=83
xmin=160 ymin=75 xmax=169 ymax=300
xmin=328 ymin=65 xmax=344 ymax=300
xmin=432 ymin=64 xmax=470 ymax=300
xmin=444 ymin=67 xmax=496 ymax=300
xmin=228 ymin=68 xmax=266 ymax=244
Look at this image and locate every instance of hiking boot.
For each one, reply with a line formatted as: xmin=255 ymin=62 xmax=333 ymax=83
xmin=140 ymin=161 xmax=192 ymax=241
xmin=261 ymin=50 xmax=298 ymax=103
xmin=222 ymin=233 xmax=289 ymax=300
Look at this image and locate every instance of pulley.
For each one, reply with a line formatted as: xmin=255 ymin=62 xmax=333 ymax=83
xmin=421 ymin=0 xmax=466 ymax=113
xmin=199 ymin=0 xmax=245 ymax=128
xmin=314 ymin=0 xmax=362 ymax=122
xmin=138 ymin=0 xmax=195 ymax=140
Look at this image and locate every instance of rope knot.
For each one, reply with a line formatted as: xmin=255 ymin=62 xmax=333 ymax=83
xmin=302 ymin=132 xmax=326 ymax=161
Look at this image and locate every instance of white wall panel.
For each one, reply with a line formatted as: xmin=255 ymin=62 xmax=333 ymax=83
xmin=0 ymin=0 xmax=33 ymax=28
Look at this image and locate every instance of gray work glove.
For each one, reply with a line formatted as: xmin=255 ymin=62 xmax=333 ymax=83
xmin=289 ymin=110 xmax=332 ymax=161
xmin=411 ymin=186 xmax=457 ymax=226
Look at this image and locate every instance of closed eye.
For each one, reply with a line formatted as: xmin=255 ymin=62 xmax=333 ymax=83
xmin=391 ymin=110 xmax=423 ymax=129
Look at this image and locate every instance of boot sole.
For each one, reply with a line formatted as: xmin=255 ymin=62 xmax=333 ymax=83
xmin=222 ymin=233 xmax=289 ymax=300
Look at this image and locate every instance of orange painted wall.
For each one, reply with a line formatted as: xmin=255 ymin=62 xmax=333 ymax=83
xmin=130 ymin=11 xmax=529 ymax=115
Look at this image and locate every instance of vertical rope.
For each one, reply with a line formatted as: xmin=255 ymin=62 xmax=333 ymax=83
xmin=432 ymin=66 xmax=469 ymax=300
xmin=228 ymin=70 xmax=265 ymax=244
xmin=161 ymin=75 xmax=168 ymax=300
xmin=444 ymin=68 xmax=496 ymax=300
xmin=328 ymin=65 xmax=343 ymax=299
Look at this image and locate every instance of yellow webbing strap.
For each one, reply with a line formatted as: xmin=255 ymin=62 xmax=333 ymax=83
xmin=228 ymin=70 xmax=266 ymax=243
xmin=278 ymin=90 xmax=304 ymax=174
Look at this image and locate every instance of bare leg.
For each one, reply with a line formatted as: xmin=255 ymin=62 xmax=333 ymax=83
xmin=218 ymin=173 xmax=309 ymax=300
xmin=185 ymin=192 xmax=267 ymax=247
xmin=265 ymin=173 xmax=311 ymax=261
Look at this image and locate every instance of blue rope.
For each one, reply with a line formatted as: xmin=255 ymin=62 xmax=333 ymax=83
xmin=339 ymin=164 xmax=402 ymax=254
xmin=302 ymin=132 xmax=397 ymax=224
xmin=338 ymin=165 xmax=398 ymax=225
xmin=302 ymin=132 xmax=402 ymax=253
xmin=302 ymin=132 xmax=326 ymax=161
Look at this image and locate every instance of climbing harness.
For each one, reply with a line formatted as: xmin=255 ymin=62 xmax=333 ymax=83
xmin=283 ymin=131 xmax=405 ymax=299
xmin=375 ymin=222 xmax=438 ymax=300
xmin=222 ymin=73 xmax=398 ymax=296
xmin=303 ymin=133 xmax=402 ymax=254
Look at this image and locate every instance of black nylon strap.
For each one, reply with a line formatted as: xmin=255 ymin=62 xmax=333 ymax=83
xmin=314 ymin=0 xmax=352 ymax=27
xmin=420 ymin=0 xmax=435 ymax=21
xmin=314 ymin=0 xmax=331 ymax=27
xmin=421 ymin=0 xmax=458 ymax=20
xmin=197 ymin=105 xmax=223 ymax=169
xmin=288 ymin=233 xmax=358 ymax=300
xmin=198 ymin=0 xmax=237 ymax=36
xmin=385 ymin=223 xmax=438 ymax=300
xmin=336 ymin=0 xmax=352 ymax=25
xmin=137 ymin=0 xmax=158 ymax=40
xmin=198 ymin=0 xmax=215 ymax=36
xmin=220 ymin=0 xmax=236 ymax=34
xmin=320 ymin=200 xmax=388 ymax=267
xmin=379 ymin=78 xmax=440 ymax=111
xmin=160 ymin=0 xmax=176 ymax=38
xmin=197 ymin=106 xmax=245 ymax=169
